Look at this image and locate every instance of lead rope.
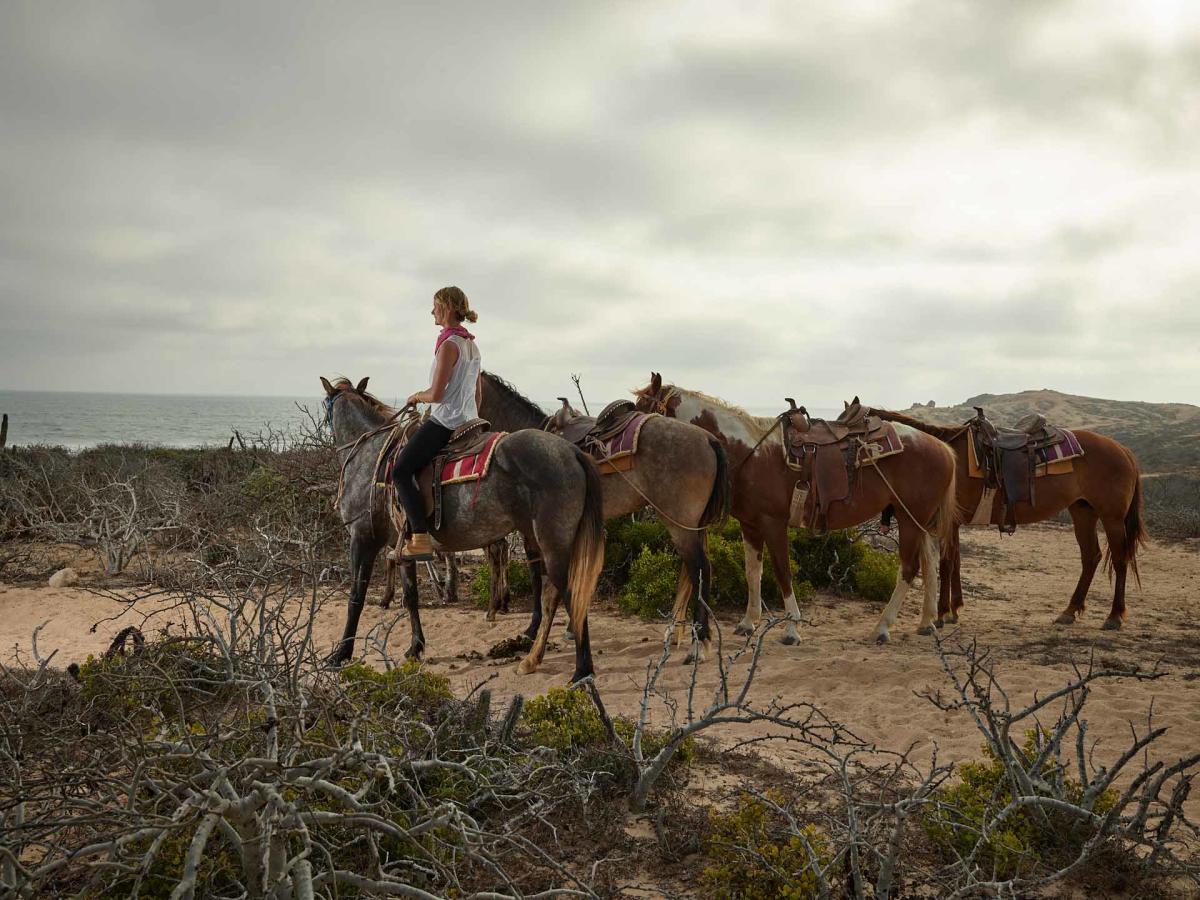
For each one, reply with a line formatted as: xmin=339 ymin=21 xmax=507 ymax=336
xmin=853 ymin=436 xmax=934 ymax=539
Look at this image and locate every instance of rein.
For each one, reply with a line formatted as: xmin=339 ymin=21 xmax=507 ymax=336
xmin=331 ymin=398 xmax=419 ymax=513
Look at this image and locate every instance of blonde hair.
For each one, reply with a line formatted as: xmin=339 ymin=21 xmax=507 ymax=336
xmin=434 ymin=286 xmax=478 ymax=323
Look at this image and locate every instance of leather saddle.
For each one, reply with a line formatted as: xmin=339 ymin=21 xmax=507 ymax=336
xmin=545 ymin=398 xmax=642 ymax=454
xmin=379 ymin=418 xmax=505 ymax=533
xmin=970 ymin=407 xmax=1067 ymax=534
xmin=780 ymin=396 xmax=893 ymax=532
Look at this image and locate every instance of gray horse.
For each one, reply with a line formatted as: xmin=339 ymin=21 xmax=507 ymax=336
xmin=321 ymin=377 xmax=605 ymax=682
xmin=479 ymin=371 xmax=730 ymax=662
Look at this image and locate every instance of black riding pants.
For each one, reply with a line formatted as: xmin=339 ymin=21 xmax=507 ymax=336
xmin=392 ymin=419 xmax=453 ymax=534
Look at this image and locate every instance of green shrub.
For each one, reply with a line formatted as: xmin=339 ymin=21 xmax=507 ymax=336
xmin=788 ymin=528 xmax=864 ymax=591
xmin=707 ymin=525 xmax=796 ymax=608
xmin=470 ymin=559 xmax=534 ymax=609
xmin=923 ymin=732 xmax=1118 ymax=880
xmin=618 ymin=546 xmax=680 ymax=619
xmin=602 ymin=514 xmax=672 ymax=588
xmin=521 ymin=687 xmax=695 ymax=785
xmin=701 ymin=792 xmax=831 ymax=899
xmin=338 ymin=660 xmax=453 ymax=713
xmin=852 ymin=545 xmax=898 ymax=602
xmin=522 ymin=686 xmax=608 ymax=751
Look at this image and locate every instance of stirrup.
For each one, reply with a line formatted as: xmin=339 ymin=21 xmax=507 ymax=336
xmin=398 ymin=533 xmax=434 ymax=562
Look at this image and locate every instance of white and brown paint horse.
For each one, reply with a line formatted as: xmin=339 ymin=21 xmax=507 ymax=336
xmin=634 ymin=374 xmax=958 ymax=643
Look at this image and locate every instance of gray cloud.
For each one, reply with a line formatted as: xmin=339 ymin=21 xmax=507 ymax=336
xmin=1 ymin=0 xmax=1198 ymax=408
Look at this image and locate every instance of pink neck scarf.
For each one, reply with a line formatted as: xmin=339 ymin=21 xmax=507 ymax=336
xmin=435 ymin=325 xmax=475 ymax=354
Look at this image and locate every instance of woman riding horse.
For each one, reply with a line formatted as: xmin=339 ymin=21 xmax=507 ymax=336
xmin=391 ymin=286 xmax=483 ymax=561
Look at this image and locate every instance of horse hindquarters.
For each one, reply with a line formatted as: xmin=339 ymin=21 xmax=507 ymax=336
xmin=518 ymin=445 xmax=605 ymax=683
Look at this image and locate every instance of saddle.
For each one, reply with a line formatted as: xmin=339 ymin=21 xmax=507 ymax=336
xmin=780 ymin=396 xmax=902 ymax=532
xmin=969 ymin=407 xmax=1069 ymax=534
xmin=378 ymin=417 xmax=507 ymax=532
xmin=545 ymin=398 xmax=651 ymax=473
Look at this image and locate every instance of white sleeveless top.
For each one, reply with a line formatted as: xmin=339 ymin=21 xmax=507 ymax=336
xmin=429 ymin=335 xmax=481 ymax=429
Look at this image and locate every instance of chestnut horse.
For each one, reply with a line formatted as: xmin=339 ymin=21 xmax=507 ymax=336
xmin=635 ymin=375 xmax=958 ymax=643
xmin=872 ymin=409 xmax=1146 ymax=630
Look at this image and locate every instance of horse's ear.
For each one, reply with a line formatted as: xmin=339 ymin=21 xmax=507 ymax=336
xmin=651 ymin=372 xmax=662 ymax=392
xmin=843 ymin=400 xmax=849 ymax=410
xmin=355 ymin=377 xmax=369 ymax=394
xmin=320 ymin=377 xmax=335 ymax=396
xmin=853 ymin=395 xmax=860 ymax=405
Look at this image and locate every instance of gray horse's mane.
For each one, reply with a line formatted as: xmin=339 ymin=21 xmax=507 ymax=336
xmin=331 ymin=377 xmax=396 ymax=423
xmin=480 ymin=371 xmax=546 ymax=428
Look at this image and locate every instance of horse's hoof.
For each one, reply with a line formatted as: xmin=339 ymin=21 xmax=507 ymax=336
xmin=875 ymin=633 xmax=889 ymax=645
xmin=323 ymin=654 xmax=349 ymax=670
xmin=522 ymin=628 xmax=539 ymax=641
xmin=564 ymin=629 xmax=576 ymax=643
xmin=945 ymin=612 xmax=959 ymax=625
xmin=516 ymin=657 xmax=537 ymax=675
xmin=917 ymin=625 xmax=934 ymax=636
xmin=934 ymin=618 xmax=945 ymax=629
xmin=1101 ymin=617 xmax=1123 ymax=631
xmin=485 ymin=611 xmax=497 ymax=623
xmin=780 ymin=633 xmax=801 ymax=646
xmin=682 ymin=652 xmax=697 ymax=665
xmin=733 ymin=621 xmax=755 ymax=636
xmin=404 ymin=646 xmax=424 ymax=661
xmin=1054 ymin=612 xmax=1077 ymax=626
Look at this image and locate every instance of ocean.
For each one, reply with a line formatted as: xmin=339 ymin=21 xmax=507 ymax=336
xmin=0 ymin=390 xmax=835 ymax=450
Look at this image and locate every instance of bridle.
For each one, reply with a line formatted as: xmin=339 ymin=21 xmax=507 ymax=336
xmin=636 ymin=385 xmax=679 ymax=417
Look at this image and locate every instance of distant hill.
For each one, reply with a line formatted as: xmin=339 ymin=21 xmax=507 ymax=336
xmin=897 ymin=389 xmax=1200 ymax=475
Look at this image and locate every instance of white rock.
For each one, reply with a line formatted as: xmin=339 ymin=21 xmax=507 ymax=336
xmin=48 ymin=567 xmax=78 ymax=588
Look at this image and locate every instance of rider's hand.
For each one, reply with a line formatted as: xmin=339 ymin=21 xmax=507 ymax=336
xmin=406 ymin=391 xmax=425 ymax=407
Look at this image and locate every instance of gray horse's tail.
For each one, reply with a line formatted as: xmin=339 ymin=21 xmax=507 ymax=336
xmin=699 ymin=438 xmax=731 ymax=527
xmin=567 ymin=446 xmax=606 ymax=631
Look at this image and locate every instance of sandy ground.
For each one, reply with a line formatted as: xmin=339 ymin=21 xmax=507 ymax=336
xmin=3 ymin=524 xmax=1199 ymax=797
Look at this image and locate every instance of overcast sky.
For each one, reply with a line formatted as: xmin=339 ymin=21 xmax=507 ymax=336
xmin=2 ymin=1 xmax=1198 ymax=410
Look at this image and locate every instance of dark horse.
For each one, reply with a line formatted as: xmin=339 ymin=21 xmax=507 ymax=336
xmin=872 ymin=409 xmax=1146 ymax=630
xmin=635 ymin=375 xmax=959 ymax=643
xmin=478 ymin=371 xmax=731 ymax=661
xmin=322 ymin=377 xmax=605 ymax=681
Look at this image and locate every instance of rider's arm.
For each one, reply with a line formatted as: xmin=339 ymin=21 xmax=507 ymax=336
xmin=475 ymin=374 xmax=482 ymax=410
xmin=407 ymin=342 xmax=459 ymax=405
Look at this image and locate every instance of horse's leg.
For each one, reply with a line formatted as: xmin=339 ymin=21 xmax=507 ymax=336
xmin=734 ymin=520 xmax=766 ymax=636
xmin=950 ymin=527 xmax=964 ymax=621
xmin=874 ymin=523 xmax=922 ymax=644
xmin=916 ymin=534 xmax=938 ymax=635
xmin=521 ymin=533 xmax=544 ymax=641
xmin=517 ymin=570 xmax=563 ymax=675
xmin=485 ymin=538 xmax=509 ymax=622
xmin=379 ymin=556 xmax=396 ymax=610
xmin=937 ymin=526 xmax=962 ymax=626
xmin=1055 ymin=502 xmax=1101 ymax=626
xmin=763 ymin=522 xmax=802 ymax=645
xmin=401 ymin=559 xmax=425 ymax=659
xmin=1100 ymin=514 xmax=1129 ymax=630
xmin=669 ymin=527 xmax=711 ymax=665
xmin=327 ymin=532 xmax=381 ymax=666
xmin=670 ymin=563 xmax=692 ymax=650
xmin=444 ymin=552 xmax=459 ymax=602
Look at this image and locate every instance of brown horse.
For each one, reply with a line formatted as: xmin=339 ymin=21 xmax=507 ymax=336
xmin=479 ymin=372 xmax=731 ymax=661
xmin=872 ymin=409 xmax=1146 ymax=630
xmin=635 ymin=375 xmax=958 ymax=643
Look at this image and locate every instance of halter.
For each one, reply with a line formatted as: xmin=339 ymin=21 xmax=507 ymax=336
xmin=637 ymin=385 xmax=679 ymax=417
